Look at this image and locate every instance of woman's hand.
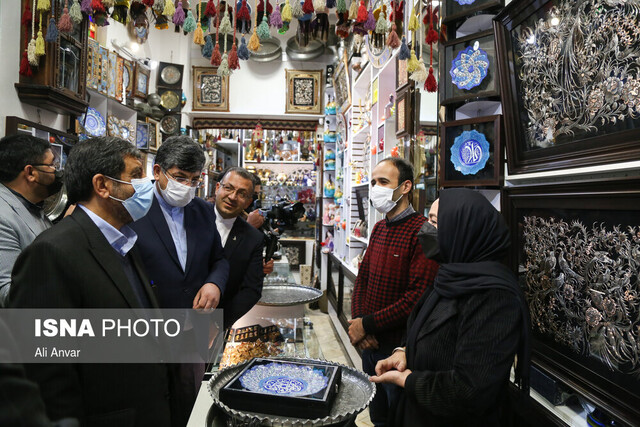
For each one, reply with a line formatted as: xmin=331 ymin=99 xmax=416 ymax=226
xmin=369 ymin=368 xmax=412 ymax=388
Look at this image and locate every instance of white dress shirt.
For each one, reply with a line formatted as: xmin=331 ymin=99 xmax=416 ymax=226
xmin=214 ymin=206 xmax=237 ymax=247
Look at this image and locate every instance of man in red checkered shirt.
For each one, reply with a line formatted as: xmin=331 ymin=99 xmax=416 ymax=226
xmin=349 ymin=157 xmax=438 ymax=426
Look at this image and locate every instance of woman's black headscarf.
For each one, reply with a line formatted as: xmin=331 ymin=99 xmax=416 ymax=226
xmin=408 ymin=188 xmax=531 ymax=394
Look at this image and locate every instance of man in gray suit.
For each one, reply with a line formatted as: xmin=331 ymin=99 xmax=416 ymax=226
xmin=0 ymin=134 xmax=61 ymax=307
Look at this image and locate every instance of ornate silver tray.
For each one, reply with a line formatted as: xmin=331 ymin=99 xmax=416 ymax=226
xmin=208 ymin=357 xmax=375 ymax=426
xmin=258 ymin=284 xmax=322 ymax=306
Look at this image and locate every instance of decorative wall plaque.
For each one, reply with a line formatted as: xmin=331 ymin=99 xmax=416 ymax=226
xmin=192 ymin=67 xmax=229 ymax=112
xmin=286 ymin=69 xmax=323 ymax=115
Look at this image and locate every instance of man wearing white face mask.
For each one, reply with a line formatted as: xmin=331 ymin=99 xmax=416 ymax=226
xmin=130 ymin=136 xmax=229 ymax=427
xmin=349 ymin=157 xmax=439 ymax=426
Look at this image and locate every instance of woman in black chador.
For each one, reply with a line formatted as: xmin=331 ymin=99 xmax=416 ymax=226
xmin=371 ymin=188 xmax=531 ymax=426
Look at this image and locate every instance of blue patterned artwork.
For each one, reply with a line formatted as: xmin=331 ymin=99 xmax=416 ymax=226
xmin=450 ymin=130 xmax=490 ymax=175
xmin=450 ymin=42 xmax=490 ymax=90
xmin=239 ymin=362 xmax=329 ymax=397
xmin=454 ymin=0 xmax=476 ymax=4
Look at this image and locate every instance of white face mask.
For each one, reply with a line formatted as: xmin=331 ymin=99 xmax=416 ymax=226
xmin=160 ymin=171 xmax=196 ymax=207
xmin=370 ymin=183 xmax=403 ymax=215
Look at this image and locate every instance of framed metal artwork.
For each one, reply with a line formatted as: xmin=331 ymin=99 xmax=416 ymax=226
xmin=396 ymin=55 xmax=409 ymax=91
xmin=494 ymin=0 xmax=640 ymax=174
xmin=107 ymin=51 xmax=117 ymax=99
xmin=442 ymin=0 xmax=503 ymax=24
xmin=146 ymin=117 xmax=160 ymax=153
xmin=332 ymin=52 xmax=351 ymax=113
xmin=133 ymin=63 xmax=150 ymax=100
xmin=98 ymin=45 xmax=108 ymax=95
xmin=439 ymin=115 xmax=502 ymax=187
xmin=441 ymin=30 xmax=499 ymax=106
xmin=502 ymin=178 xmax=640 ymax=425
xmin=159 ymin=114 xmax=181 ymax=136
xmin=192 ymin=67 xmax=230 ymax=112
xmin=285 ymin=69 xmax=323 ymax=115
xmin=136 ymin=121 xmax=149 ymax=150
xmin=395 ymin=87 xmax=412 ymax=138
xmin=115 ymin=55 xmax=124 ymax=102
xmin=158 ymin=87 xmax=183 ymax=113
xmin=123 ymin=59 xmax=134 ymax=98
xmin=157 ymin=62 xmax=184 ymax=88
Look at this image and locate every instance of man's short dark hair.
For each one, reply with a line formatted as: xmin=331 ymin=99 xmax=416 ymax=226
xmin=218 ymin=167 xmax=255 ymax=193
xmin=0 ymin=134 xmax=51 ymax=183
xmin=250 ymin=173 xmax=261 ymax=188
xmin=64 ymin=137 xmax=141 ymax=204
xmin=380 ymin=157 xmax=414 ymax=191
xmin=155 ymin=136 xmax=205 ymax=173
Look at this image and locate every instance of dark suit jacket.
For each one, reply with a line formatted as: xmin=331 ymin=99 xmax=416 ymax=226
xmin=219 ymin=214 xmax=265 ymax=329
xmin=130 ymin=195 xmax=229 ymax=358
xmin=9 ymin=207 xmax=171 ymax=427
xmin=395 ymin=288 xmax=521 ymax=427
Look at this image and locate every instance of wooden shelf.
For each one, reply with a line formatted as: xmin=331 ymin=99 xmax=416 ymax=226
xmin=350 ymin=234 xmax=369 ymax=245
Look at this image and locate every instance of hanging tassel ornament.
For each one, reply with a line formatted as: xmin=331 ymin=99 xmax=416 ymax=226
xmin=202 ymin=34 xmax=213 ymax=56
xmin=81 ymin=0 xmax=92 ymax=14
xmin=35 ymin=22 xmax=45 ymax=56
xmin=193 ymin=2 xmax=205 ymax=42
xmin=211 ymin=42 xmax=222 ymax=64
xmin=425 ymin=66 xmax=437 ymax=92
xmin=28 ymin=1 xmax=38 ymax=65
xmin=20 ymin=2 xmax=34 ymax=76
xmin=22 ymin=2 xmax=33 ymax=26
xmin=257 ymin=16 xmax=270 ymax=39
xmin=302 ymin=0 xmax=313 ymax=14
xmin=313 ymin=0 xmax=324 ymax=13
xmin=45 ymin=17 xmax=58 ymax=42
xmin=281 ymin=0 xmax=292 ymax=22
xmin=257 ymin=0 xmax=273 ymax=23
xmin=163 ymin=0 xmax=175 ymax=16
xmin=408 ymin=9 xmax=418 ymax=31
xmin=218 ymin=53 xmax=230 ymax=75
xmin=248 ymin=0 xmax=261 ymax=50
xmin=70 ymin=0 xmax=82 ymax=23
xmin=270 ymin=1 xmax=282 ymax=28
xmin=58 ymin=1 xmax=73 ymax=32
xmin=386 ymin=23 xmax=400 ymax=48
xmin=407 ymin=49 xmax=419 ymax=72
xmin=37 ymin=0 xmax=51 ymax=12
xmin=205 ymin=0 xmax=216 ymax=17
xmin=173 ymin=2 xmax=186 ymax=25
xmin=348 ymin=0 xmax=357 ymax=20
xmin=237 ymin=0 xmax=251 ymax=33
xmin=410 ymin=61 xmax=427 ymax=83
xmin=364 ymin=8 xmax=374 ymax=31
xmin=356 ymin=0 xmax=366 ymax=22
xmin=184 ymin=10 xmax=197 ymax=32
xmin=228 ymin=9 xmax=240 ymax=69
xmin=153 ymin=0 xmax=165 ymax=12
xmin=336 ymin=0 xmax=345 ymax=13
xmin=374 ymin=8 xmax=386 ymax=33
xmin=237 ymin=35 xmax=250 ymax=59
xmin=219 ymin=9 xmax=232 ymax=34
xmin=102 ymin=0 xmax=114 ymax=7
xmin=20 ymin=51 xmax=33 ymax=77
xmin=143 ymin=0 xmax=155 ymax=6
xmin=398 ymin=36 xmax=410 ymax=59
xmin=290 ymin=0 xmax=302 ymax=18
xmin=91 ymin=0 xmax=105 ymax=13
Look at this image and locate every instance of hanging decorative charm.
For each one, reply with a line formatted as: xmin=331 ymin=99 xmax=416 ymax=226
xmin=348 ymin=0 xmax=357 ymax=20
xmin=20 ymin=2 xmax=34 ymax=76
xmin=257 ymin=15 xmax=270 ymax=39
xmin=69 ymin=0 xmax=82 ymax=23
xmin=28 ymin=0 xmax=38 ymax=65
xmin=219 ymin=7 xmax=233 ymax=34
xmin=237 ymin=0 xmax=251 ymax=33
xmin=387 ymin=22 xmax=400 ymax=48
xmin=173 ymin=1 xmax=186 ymax=25
xmin=228 ymin=8 xmax=240 ymax=69
xmin=202 ymin=34 xmax=214 ymax=57
xmin=398 ymin=36 xmax=410 ymax=60
xmin=184 ymin=9 xmax=197 ymax=32
xmin=290 ymin=0 xmax=303 ymax=18
xmin=81 ymin=0 xmax=93 ymax=14
xmin=35 ymin=13 xmax=45 ymax=56
xmin=237 ymin=35 xmax=250 ymax=59
xmin=163 ymin=0 xmax=175 ymax=16
xmin=58 ymin=0 xmax=74 ymax=32
xmin=194 ymin=1 xmax=205 ymax=43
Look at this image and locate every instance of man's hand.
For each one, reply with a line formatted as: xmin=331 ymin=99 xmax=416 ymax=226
xmin=369 ymin=368 xmax=412 ymax=388
xmin=246 ymin=210 xmax=265 ymax=229
xmin=193 ymin=283 xmax=221 ymax=310
xmin=263 ymin=259 xmax=274 ymax=275
xmin=374 ymin=350 xmax=407 ymax=376
xmin=347 ymin=318 xmax=366 ymax=345
xmin=357 ymin=334 xmax=379 ymax=351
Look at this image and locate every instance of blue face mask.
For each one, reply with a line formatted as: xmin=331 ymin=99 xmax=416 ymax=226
xmin=106 ymin=176 xmax=154 ymax=221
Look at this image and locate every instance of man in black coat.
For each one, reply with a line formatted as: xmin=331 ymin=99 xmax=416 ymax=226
xmin=129 ymin=136 xmax=229 ymax=427
xmin=213 ymin=167 xmax=266 ymax=329
xmin=9 ymin=137 xmax=171 ymax=427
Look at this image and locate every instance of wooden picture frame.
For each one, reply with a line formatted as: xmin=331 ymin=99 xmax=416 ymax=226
xmin=285 ymin=69 xmax=323 ymax=115
xmin=332 ymin=52 xmax=351 ymax=113
xmin=146 ymin=117 xmax=160 ymax=153
xmin=439 ymin=115 xmax=502 ymax=187
xmin=442 ymin=0 xmax=503 ymax=24
xmin=136 ymin=121 xmax=149 ymax=150
xmin=133 ymin=63 xmax=150 ymax=100
xmin=87 ymin=38 xmax=99 ymax=91
xmin=97 ymin=45 xmax=108 ymax=95
xmin=441 ymin=30 xmax=499 ymax=106
xmin=192 ymin=67 xmax=229 ymax=112
xmin=279 ymin=240 xmax=307 ymax=271
xmin=115 ymin=55 xmax=124 ymax=102
xmin=396 ymin=55 xmax=409 ymax=91
xmin=502 ymin=177 xmax=640 ymax=426
xmin=107 ymin=51 xmax=117 ymax=99
xmin=494 ymin=0 xmax=640 ymax=174
xmin=395 ymin=87 xmax=412 ymax=138
xmin=123 ymin=59 xmax=134 ymax=98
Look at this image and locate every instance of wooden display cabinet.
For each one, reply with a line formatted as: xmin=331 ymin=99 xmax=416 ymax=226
xmin=16 ymin=0 xmax=89 ymax=116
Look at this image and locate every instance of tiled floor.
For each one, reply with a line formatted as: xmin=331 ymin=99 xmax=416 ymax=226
xmin=306 ymin=308 xmax=374 ymax=427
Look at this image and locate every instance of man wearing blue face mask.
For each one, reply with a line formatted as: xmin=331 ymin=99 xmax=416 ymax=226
xmin=10 ymin=137 xmax=171 ymax=427
xmin=129 ymin=136 xmax=229 ymax=427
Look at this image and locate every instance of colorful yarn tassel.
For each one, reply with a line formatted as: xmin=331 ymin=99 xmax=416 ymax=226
xmin=81 ymin=0 xmax=92 ymax=13
xmin=336 ymin=0 xmax=346 ymax=13
xmin=194 ymin=22 xmax=205 ymax=42
xmin=407 ymin=49 xmax=419 ymax=73
xmin=248 ymin=28 xmax=261 ymax=51
xmin=218 ymin=53 xmax=231 ymax=76
xmin=205 ymin=0 xmax=217 ymax=17
xmin=348 ymin=0 xmax=357 ymax=20
xmin=91 ymin=0 xmax=105 ymax=13
xmin=154 ymin=0 xmax=166 ymax=12
xmin=228 ymin=43 xmax=240 ymax=69
xmin=58 ymin=2 xmax=73 ymax=32
xmin=364 ymin=8 xmax=374 ymax=31
xmin=70 ymin=0 xmax=83 ymax=23
xmin=408 ymin=11 xmax=418 ymax=31
xmin=20 ymin=51 xmax=33 ymax=77
xmin=211 ymin=42 xmax=222 ymax=65
xmin=173 ymin=2 xmax=186 ymax=25
xmin=398 ymin=36 xmax=410 ymax=59
xmin=374 ymin=12 xmax=386 ymax=33
xmin=45 ymin=17 xmax=58 ymax=42
xmin=202 ymin=34 xmax=213 ymax=57
xmin=386 ymin=23 xmax=400 ymax=48
xmin=356 ymin=0 xmax=366 ymax=22
xmin=302 ymin=0 xmax=313 ymax=14
xmin=270 ymin=3 xmax=282 ymax=28
xmin=257 ymin=16 xmax=270 ymax=39
xmin=290 ymin=0 xmax=302 ymax=18
xmin=35 ymin=30 xmax=45 ymax=56
xmin=410 ymin=62 xmax=427 ymax=83
xmin=28 ymin=39 xmax=38 ymax=65
xmin=163 ymin=0 xmax=175 ymax=16
xmin=219 ymin=10 xmax=232 ymax=34
xmin=425 ymin=66 xmax=437 ymax=92
xmin=37 ymin=0 xmax=51 ymax=12
xmin=426 ymin=27 xmax=438 ymax=44
xmin=237 ymin=36 xmax=250 ymax=59
xmin=184 ymin=10 xmax=197 ymax=31
xmin=238 ymin=0 xmax=251 ymax=21
xmin=281 ymin=1 xmax=292 ymax=21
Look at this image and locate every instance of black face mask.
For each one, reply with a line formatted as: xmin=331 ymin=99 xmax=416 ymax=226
xmin=37 ymin=169 xmax=64 ymax=197
xmin=417 ymin=221 xmax=441 ymax=262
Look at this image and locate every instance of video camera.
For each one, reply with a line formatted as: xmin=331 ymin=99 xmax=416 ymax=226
xmin=259 ymin=201 xmax=306 ymax=261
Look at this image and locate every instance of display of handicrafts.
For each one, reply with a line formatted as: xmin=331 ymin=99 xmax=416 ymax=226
xmin=516 ymin=0 xmax=640 ymax=149
xmin=454 ymin=0 xmax=476 ymax=4
xmin=522 ymin=216 xmax=640 ymax=375
xmin=450 ymin=41 xmax=490 ymax=90
xmin=239 ymin=362 xmax=328 ymax=396
xmin=450 ymin=130 xmax=490 ymax=175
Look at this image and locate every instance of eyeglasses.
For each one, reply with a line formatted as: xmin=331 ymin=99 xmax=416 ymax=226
xmin=32 ymin=162 xmax=60 ymax=171
xmin=165 ymin=170 xmax=204 ymax=188
xmin=219 ymin=183 xmax=252 ymax=201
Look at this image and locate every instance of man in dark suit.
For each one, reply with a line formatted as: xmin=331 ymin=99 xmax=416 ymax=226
xmin=9 ymin=137 xmax=171 ymax=427
xmin=129 ymin=136 xmax=229 ymax=426
xmin=213 ymin=167 xmax=266 ymax=329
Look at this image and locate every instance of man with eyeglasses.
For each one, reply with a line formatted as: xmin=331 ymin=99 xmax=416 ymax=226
xmin=213 ymin=167 xmax=267 ymax=329
xmin=129 ymin=136 xmax=229 ymax=427
xmin=0 ymin=134 xmax=62 ymax=307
